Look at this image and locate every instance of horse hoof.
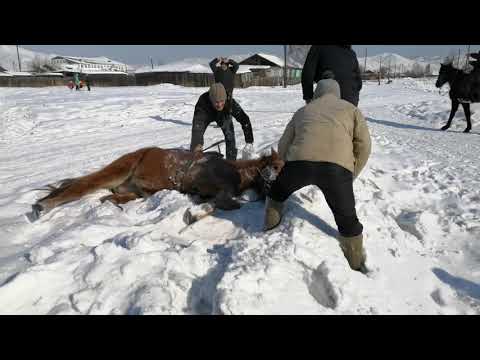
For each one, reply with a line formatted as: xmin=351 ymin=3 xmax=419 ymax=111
xmin=440 ymin=126 xmax=449 ymax=131
xmin=99 ymin=195 xmax=112 ymax=203
xmin=25 ymin=204 xmax=43 ymax=223
xmin=183 ymin=208 xmax=195 ymax=225
xmin=464 ymin=128 xmax=471 ymax=133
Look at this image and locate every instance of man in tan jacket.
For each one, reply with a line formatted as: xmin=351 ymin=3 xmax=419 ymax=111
xmin=264 ymin=78 xmax=371 ymax=271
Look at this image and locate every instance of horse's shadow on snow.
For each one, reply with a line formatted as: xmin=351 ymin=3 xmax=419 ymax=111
xmin=366 ymin=117 xmax=442 ymax=132
xmin=150 ymin=116 xmax=191 ymax=127
xmin=208 ymin=195 xmax=337 ymax=238
xmin=367 ymin=117 xmax=480 ymax=135
xmin=432 ymin=267 xmax=480 ymax=301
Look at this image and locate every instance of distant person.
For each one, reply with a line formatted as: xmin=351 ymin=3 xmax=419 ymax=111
xmin=301 ymin=45 xmax=363 ymax=106
xmin=210 ymin=57 xmax=253 ymax=159
xmin=264 ymin=79 xmax=371 ymax=271
xmin=209 ymin=57 xmax=239 ymax=99
xmin=67 ymin=80 xmax=74 ymax=90
xmin=190 ymin=83 xmax=254 ymax=161
xmin=85 ymin=75 xmax=91 ymax=91
xmin=73 ymin=73 xmax=81 ymax=91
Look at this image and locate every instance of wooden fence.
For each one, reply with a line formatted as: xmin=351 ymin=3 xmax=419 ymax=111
xmin=0 ymin=71 xmax=300 ymax=88
xmin=0 ymin=74 xmax=136 ymax=87
xmin=136 ymin=71 xmax=301 ymax=88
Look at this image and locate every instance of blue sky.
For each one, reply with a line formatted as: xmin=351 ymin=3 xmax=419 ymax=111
xmin=23 ymin=45 xmax=480 ymax=66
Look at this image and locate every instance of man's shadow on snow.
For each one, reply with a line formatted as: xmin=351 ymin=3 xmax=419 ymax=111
xmin=150 ymin=116 xmax=191 ymax=127
xmin=432 ymin=267 xmax=480 ymax=300
xmin=207 ymin=194 xmax=337 ymax=238
xmin=367 ymin=117 xmax=480 ymax=135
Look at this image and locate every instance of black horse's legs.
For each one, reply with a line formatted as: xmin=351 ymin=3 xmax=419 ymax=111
xmin=442 ymin=99 xmax=459 ymax=131
xmin=215 ymin=188 xmax=242 ymax=210
xmin=462 ymin=102 xmax=472 ymax=133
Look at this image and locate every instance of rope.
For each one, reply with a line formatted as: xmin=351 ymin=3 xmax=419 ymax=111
xmin=203 ymin=139 xmax=225 ymax=152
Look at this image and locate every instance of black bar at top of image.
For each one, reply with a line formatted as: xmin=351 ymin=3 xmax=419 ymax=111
xmin=2 ymin=5 xmax=480 ymax=44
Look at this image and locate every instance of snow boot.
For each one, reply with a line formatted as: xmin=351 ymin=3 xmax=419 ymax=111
xmin=263 ymin=197 xmax=284 ymax=231
xmin=338 ymin=234 xmax=366 ymax=271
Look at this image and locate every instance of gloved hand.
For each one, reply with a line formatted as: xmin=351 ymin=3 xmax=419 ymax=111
xmin=241 ymin=143 xmax=254 ymax=159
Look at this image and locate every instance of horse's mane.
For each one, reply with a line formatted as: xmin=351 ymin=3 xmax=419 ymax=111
xmin=226 ymin=154 xmax=270 ymax=170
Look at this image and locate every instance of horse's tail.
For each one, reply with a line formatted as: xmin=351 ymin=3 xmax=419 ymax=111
xmin=36 ymin=148 xmax=152 ymax=212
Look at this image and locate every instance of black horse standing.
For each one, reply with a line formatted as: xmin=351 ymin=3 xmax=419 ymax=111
xmin=435 ymin=59 xmax=480 ymax=133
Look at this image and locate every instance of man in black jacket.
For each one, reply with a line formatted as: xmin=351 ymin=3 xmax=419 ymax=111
xmin=210 ymin=57 xmax=254 ymax=158
xmin=301 ymin=45 xmax=363 ymax=106
xmin=190 ymin=83 xmax=254 ymax=161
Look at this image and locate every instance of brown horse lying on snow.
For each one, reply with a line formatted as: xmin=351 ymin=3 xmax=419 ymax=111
xmin=26 ymin=146 xmax=284 ymax=222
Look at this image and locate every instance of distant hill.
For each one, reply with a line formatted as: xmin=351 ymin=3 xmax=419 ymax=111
xmin=357 ymin=52 xmax=441 ymax=75
xmin=286 ymin=47 xmax=447 ymax=75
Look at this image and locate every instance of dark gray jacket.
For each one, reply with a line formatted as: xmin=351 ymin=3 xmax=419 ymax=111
xmin=301 ymin=45 xmax=362 ymax=106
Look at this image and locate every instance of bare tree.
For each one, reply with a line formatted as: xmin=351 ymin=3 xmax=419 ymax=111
xmin=425 ymin=64 xmax=431 ymax=76
xmin=29 ymin=55 xmax=57 ymax=73
xmin=405 ymin=62 xmax=425 ymax=78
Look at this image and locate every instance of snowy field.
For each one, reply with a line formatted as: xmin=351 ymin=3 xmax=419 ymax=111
xmin=0 ymin=79 xmax=479 ymax=315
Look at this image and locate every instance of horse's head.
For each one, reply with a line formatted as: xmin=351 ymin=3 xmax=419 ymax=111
xmin=436 ymin=61 xmax=454 ymax=88
xmin=258 ymin=148 xmax=285 ymax=182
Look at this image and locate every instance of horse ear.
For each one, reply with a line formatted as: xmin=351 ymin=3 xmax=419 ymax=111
xmin=270 ymin=147 xmax=278 ymax=157
xmin=470 ymin=52 xmax=480 ymax=61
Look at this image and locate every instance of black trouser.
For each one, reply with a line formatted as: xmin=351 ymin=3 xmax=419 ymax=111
xmin=226 ymin=93 xmax=254 ymax=144
xmin=219 ymin=117 xmax=237 ymax=160
xmin=190 ymin=97 xmax=252 ymax=160
xmin=268 ymin=161 xmax=363 ymax=237
xmin=190 ymin=114 xmax=237 ymax=160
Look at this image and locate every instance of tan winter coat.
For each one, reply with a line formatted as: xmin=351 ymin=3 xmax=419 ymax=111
xmin=278 ymin=93 xmax=371 ymax=178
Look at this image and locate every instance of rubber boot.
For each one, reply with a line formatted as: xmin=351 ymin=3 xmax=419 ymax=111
xmin=263 ymin=197 xmax=284 ymax=231
xmin=338 ymin=234 xmax=366 ymax=271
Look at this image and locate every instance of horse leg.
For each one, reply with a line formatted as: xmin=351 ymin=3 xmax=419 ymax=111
xmin=214 ymin=189 xmax=242 ymax=210
xmin=441 ymin=99 xmax=459 ymax=131
xmin=100 ymin=192 xmax=140 ymax=206
xmin=182 ymin=203 xmax=216 ymax=227
xmin=462 ymin=102 xmax=472 ymax=133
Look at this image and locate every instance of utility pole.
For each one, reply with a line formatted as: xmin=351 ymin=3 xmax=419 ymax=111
xmin=283 ymin=45 xmax=287 ymax=88
xmin=393 ymin=62 xmax=396 ymax=79
xmin=378 ymin=56 xmax=382 ymax=85
xmin=387 ymin=58 xmax=391 ymax=81
xmin=364 ymin=47 xmax=367 ymax=79
xmin=150 ymin=57 xmax=154 ymax=70
xmin=16 ymin=45 xmax=22 ymax=72
xmin=465 ymin=45 xmax=471 ymax=69
xmin=457 ymin=48 xmax=461 ymax=68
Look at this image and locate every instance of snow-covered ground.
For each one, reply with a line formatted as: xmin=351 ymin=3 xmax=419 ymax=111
xmin=0 ymin=78 xmax=479 ymax=314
